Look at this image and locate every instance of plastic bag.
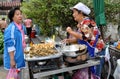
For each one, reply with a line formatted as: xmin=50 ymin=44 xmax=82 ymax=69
xmin=113 ymin=59 xmax=120 ymax=79
xmin=72 ymin=68 xmax=100 ymax=79
xmin=6 ymin=68 xmax=19 ymax=79
xmin=105 ymin=45 xmax=110 ymax=61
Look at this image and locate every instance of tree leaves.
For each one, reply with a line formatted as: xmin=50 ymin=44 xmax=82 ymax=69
xmin=21 ymin=0 xmax=120 ymax=36
xmin=0 ymin=31 xmax=3 ymax=54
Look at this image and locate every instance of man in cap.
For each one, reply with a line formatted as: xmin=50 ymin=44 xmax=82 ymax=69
xmin=24 ymin=19 xmax=32 ymax=38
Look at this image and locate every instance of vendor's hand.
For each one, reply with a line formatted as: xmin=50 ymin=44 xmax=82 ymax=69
xmin=10 ymin=59 xmax=16 ymax=68
xmin=66 ymin=27 xmax=72 ymax=33
xmin=62 ymin=39 xmax=69 ymax=44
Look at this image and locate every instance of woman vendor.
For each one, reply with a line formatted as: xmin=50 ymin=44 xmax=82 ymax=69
xmin=63 ymin=2 xmax=105 ymax=78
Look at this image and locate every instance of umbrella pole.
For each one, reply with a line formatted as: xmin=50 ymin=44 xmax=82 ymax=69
xmin=100 ymin=26 xmax=104 ymax=40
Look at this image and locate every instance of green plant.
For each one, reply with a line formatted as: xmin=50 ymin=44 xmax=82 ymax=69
xmin=21 ymin=0 xmax=120 ymax=37
xmin=21 ymin=0 xmax=92 ymax=36
xmin=0 ymin=31 xmax=3 ymax=66
xmin=0 ymin=58 xmax=3 ymax=66
xmin=0 ymin=30 xmax=3 ymax=54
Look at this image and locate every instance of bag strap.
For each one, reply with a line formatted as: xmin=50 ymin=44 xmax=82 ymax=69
xmin=88 ymin=67 xmax=91 ymax=79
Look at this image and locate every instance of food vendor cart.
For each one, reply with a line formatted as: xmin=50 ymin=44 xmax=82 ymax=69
xmin=25 ymin=56 xmax=100 ymax=79
xmin=24 ymin=37 xmax=100 ymax=79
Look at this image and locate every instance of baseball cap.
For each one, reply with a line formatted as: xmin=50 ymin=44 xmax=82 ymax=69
xmin=24 ymin=19 xmax=32 ymax=28
xmin=70 ymin=2 xmax=91 ymax=15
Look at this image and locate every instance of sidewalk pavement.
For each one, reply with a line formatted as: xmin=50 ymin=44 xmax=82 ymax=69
xmin=0 ymin=65 xmax=7 ymax=79
xmin=0 ymin=65 xmax=53 ymax=79
xmin=0 ymin=65 xmax=30 ymax=79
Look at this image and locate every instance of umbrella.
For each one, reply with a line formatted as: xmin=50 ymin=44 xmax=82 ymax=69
xmin=93 ymin=0 xmax=106 ymax=26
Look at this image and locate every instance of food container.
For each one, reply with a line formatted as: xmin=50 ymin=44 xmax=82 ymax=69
xmin=24 ymin=47 xmax=31 ymax=54
xmin=62 ymin=44 xmax=79 ymax=53
xmin=116 ymin=42 xmax=120 ymax=50
xmin=30 ymin=30 xmax=36 ymax=38
xmin=62 ymin=44 xmax=88 ymax=65
xmin=25 ymin=35 xmax=30 ymax=43
xmin=62 ymin=44 xmax=86 ymax=57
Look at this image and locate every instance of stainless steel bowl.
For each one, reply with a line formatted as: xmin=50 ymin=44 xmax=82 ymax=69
xmin=62 ymin=44 xmax=87 ymax=57
xmin=62 ymin=44 xmax=79 ymax=52
xmin=63 ymin=52 xmax=78 ymax=57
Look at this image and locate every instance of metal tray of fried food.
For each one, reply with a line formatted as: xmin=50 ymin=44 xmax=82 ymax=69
xmin=25 ymin=52 xmax=62 ymax=61
xmin=24 ymin=43 xmax=62 ymax=61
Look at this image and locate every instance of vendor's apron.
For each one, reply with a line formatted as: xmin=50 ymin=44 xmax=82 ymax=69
xmin=77 ymin=34 xmax=99 ymax=73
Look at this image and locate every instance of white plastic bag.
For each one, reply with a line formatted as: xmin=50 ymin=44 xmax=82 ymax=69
xmin=105 ymin=45 xmax=110 ymax=61
xmin=113 ymin=59 xmax=120 ymax=79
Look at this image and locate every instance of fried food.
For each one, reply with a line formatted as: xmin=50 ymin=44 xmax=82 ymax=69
xmin=28 ymin=43 xmax=57 ymax=57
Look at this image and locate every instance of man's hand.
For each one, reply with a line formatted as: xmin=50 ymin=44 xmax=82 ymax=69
xmin=62 ymin=39 xmax=69 ymax=44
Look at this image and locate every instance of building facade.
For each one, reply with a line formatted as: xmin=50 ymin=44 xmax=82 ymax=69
xmin=0 ymin=0 xmax=22 ymax=15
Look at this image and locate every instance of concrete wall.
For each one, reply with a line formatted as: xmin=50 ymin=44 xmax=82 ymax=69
xmin=105 ymin=23 xmax=119 ymax=42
